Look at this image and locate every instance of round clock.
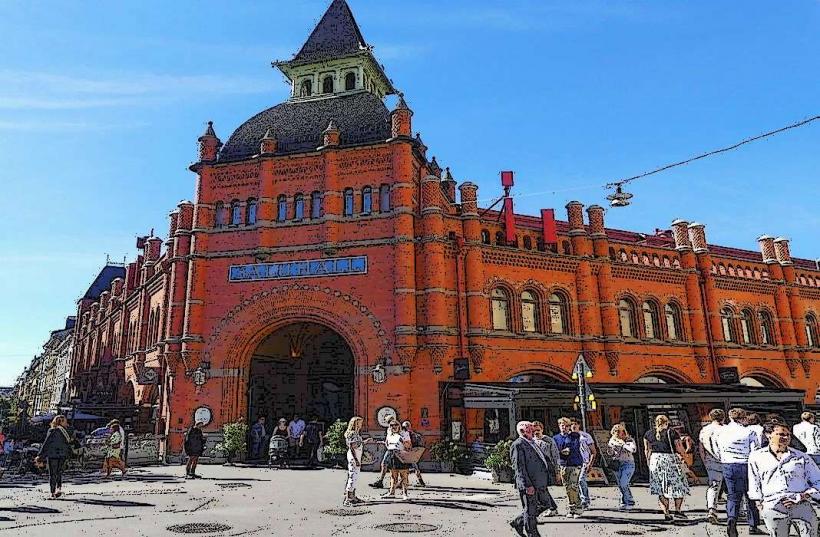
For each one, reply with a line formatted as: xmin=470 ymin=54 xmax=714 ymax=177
xmin=194 ymin=406 xmax=212 ymax=426
xmin=376 ymin=406 xmax=397 ymax=427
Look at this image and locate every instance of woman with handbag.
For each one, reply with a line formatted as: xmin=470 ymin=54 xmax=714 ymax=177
xmin=643 ymin=414 xmax=690 ymax=522
xmin=382 ymin=419 xmax=412 ymax=500
xmin=607 ymin=423 xmax=637 ymax=511
xmin=36 ymin=415 xmax=73 ymax=499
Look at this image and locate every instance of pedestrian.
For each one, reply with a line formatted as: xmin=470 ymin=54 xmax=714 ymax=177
xmin=748 ymin=420 xmax=820 ymax=537
xmin=509 ymin=421 xmax=551 ymax=537
xmin=369 ymin=422 xmax=393 ymax=489
xmin=792 ymin=412 xmax=820 ymax=467
xmin=531 ymin=420 xmax=559 ymax=516
xmin=570 ymin=417 xmax=597 ymax=509
xmin=287 ymin=413 xmax=305 ymax=458
xmin=35 ymin=415 xmax=73 ymax=499
xmin=608 ymin=423 xmax=637 ymax=511
xmin=343 ymin=416 xmax=373 ymax=506
xmin=643 ymin=414 xmax=689 ymax=522
xmin=699 ymin=408 xmax=726 ymax=525
xmin=382 ymin=419 xmax=411 ymax=500
xmin=401 ymin=421 xmax=427 ymax=487
xmin=301 ymin=416 xmax=322 ymax=467
xmin=250 ymin=416 xmax=268 ymax=460
xmin=716 ymin=408 xmax=763 ymax=536
xmin=553 ymin=416 xmax=585 ymax=518
xmin=747 ymin=413 xmax=765 ymax=446
xmin=272 ymin=418 xmax=289 ymax=439
xmin=184 ymin=421 xmax=205 ymax=478
xmin=102 ymin=419 xmax=127 ymax=478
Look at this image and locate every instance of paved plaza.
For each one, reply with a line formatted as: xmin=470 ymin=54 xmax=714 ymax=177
xmin=2 ymin=464 xmax=808 ymax=536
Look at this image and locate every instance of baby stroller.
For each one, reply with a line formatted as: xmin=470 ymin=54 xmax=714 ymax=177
xmin=268 ymin=436 xmax=289 ymax=468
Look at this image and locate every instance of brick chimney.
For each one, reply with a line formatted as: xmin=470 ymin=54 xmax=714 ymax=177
xmin=586 ymin=205 xmax=606 ymax=237
xmin=458 ymin=182 xmax=478 ymax=216
xmin=671 ymin=220 xmax=691 ymax=250
xmin=177 ymin=201 xmax=194 ymax=232
xmin=688 ymin=222 xmax=708 ymax=253
xmin=757 ymin=235 xmax=777 ymax=263
xmin=566 ymin=201 xmax=585 ymax=235
xmin=773 ymin=237 xmax=792 ymax=265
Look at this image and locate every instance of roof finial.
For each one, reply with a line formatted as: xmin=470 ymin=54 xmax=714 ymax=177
xmin=396 ymin=92 xmax=409 ymax=110
xmin=323 ymin=119 xmax=339 ymax=133
xmin=203 ymin=120 xmax=216 ymax=137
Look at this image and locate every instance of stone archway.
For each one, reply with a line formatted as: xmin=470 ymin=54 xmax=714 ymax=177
xmin=205 ymin=284 xmax=389 ymax=425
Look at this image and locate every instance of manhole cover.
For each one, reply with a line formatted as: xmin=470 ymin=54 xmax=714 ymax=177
xmin=167 ymin=522 xmax=232 ymax=534
xmin=614 ymin=532 xmax=644 ymax=536
xmin=216 ymin=482 xmax=251 ymax=489
xmin=376 ymin=523 xmax=439 ymax=533
xmin=321 ymin=508 xmax=371 ymax=516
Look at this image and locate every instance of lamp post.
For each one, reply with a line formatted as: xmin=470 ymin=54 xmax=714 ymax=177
xmin=571 ymin=353 xmax=594 ymax=432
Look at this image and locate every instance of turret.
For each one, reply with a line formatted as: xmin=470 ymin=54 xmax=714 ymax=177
xmin=197 ymin=121 xmax=222 ymax=163
xmin=390 ymin=95 xmax=412 ymax=138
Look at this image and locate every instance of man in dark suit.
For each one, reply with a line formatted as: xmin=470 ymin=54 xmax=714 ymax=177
xmin=510 ymin=421 xmax=551 ymax=537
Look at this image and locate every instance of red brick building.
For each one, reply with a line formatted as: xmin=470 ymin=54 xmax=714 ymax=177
xmin=70 ymin=0 xmax=820 ymax=462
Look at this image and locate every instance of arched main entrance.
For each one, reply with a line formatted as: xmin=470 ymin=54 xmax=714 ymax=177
xmin=247 ymin=322 xmax=355 ymax=425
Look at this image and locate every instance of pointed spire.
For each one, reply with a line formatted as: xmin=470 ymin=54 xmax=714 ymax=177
xmin=443 ymin=167 xmax=454 ymax=182
xmin=414 ymin=132 xmax=427 ymax=156
xmin=262 ymin=128 xmax=275 ymax=140
xmin=260 ymin=128 xmax=278 ymax=155
xmin=323 ymin=119 xmax=339 ymax=133
xmin=429 ymin=156 xmax=442 ymax=177
xmin=396 ymin=92 xmax=409 ymax=111
xmin=321 ymin=119 xmax=341 ymax=148
xmin=291 ymin=0 xmax=368 ymax=64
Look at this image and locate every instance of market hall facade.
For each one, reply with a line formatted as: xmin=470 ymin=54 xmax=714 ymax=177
xmin=68 ymin=0 xmax=820 ymax=461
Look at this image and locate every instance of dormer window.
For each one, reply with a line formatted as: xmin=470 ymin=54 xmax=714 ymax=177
xmin=345 ymin=72 xmax=356 ymax=91
xmin=300 ymin=79 xmax=312 ymax=97
xmin=322 ymin=75 xmax=334 ymax=94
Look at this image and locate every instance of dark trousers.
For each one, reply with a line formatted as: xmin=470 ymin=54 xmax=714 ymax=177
xmin=48 ymin=457 xmax=65 ymax=494
xmin=512 ymin=488 xmax=549 ymax=537
xmin=305 ymin=442 xmax=319 ymax=466
xmin=723 ymin=462 xmax=760 ymax=527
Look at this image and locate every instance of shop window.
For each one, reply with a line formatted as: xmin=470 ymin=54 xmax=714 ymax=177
xmin=665 ymin=303 xmax=682 ymax=341
xmin=311 ymin=191 xmax=322 ymax=219
xmin=549 ymin=292 xmax=569 ymax=335
xmin=642 ymin=300 xmax=660 ymax=339
xmin=294 ymin=193 xmax=305 ymax=220
xmin=362 ymin=186 xmax=372 ymax=214
xmin=277 ymin=195 xmax=287 ymax=222
xmin=246 ymin=198 xmax=257 ymax=225
xmin=491 ymin=288 xmax=511 ymax=331
xmin=521 ymin=291 xmax=539 ymax=333
xmin=619 ymin=299 xmax=637 ymax=338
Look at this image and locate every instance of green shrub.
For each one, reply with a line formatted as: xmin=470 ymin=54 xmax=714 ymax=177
xmin=483 ymin=439 xmax=513 ymax=471
xmin=322 ymin=419 xmax=348 ymax=456
xmin=430 ymin=439 xmax=470 ymax=465
xmin=212 ymin=420 xmax=248 ymax=461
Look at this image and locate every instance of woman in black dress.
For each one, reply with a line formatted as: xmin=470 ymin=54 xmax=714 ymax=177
xmin=36 ymin=415 xmax=74 ymax=499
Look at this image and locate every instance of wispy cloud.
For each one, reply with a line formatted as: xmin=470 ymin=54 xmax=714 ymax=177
xmin=0 ymin=70 xmax=273 ymax=110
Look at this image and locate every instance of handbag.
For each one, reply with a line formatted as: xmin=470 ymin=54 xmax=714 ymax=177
xmin=607 ymin=457 xmax=622 ymax=472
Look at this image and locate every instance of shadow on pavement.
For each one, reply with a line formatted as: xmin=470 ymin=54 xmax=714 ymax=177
xmin=60 ymin=498 xmax=155 ymax=508
xmin=0 ymin=506 xmax=60 ymax=514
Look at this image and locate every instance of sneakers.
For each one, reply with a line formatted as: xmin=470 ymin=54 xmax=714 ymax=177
xmin=400 ymin=493 xmax=409 ymax=501
xmin=707 ymin=510 xmax=719 ymax=525
xmin=381 ymin=492 xmax=395 ymax=498
xmin=544 ymin=509 xmax=557 ymax=517
xmin=369 ymin=480 xmax=384 ymax=489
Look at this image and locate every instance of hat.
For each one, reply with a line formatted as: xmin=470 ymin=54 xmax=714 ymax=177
xmin=107 ymin=419 xmax=120 ymax=427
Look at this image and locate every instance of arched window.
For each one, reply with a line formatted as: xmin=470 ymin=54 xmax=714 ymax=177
xmin=672 ymin=258 xmax=681 ymax=269
xmin=740 ymin=309 xmax=756 ymax=344
xmin=294 ymin=193 xmax=305 ymax=220
xmin=345 ymin=72 xmax=356 ymax=91
xmin=753 ymin=269 xmax=761 ymax=279
xmin=759 ymin=310 xmax=774 ymax=345
xmin=230 ymin=199 xmax=241 ymax=225
xmin=608 ymin=247 xmax=617 ymax=260
xmin=642 ymin=301 xmax=660 ymax=339
xmin=495 ymin=232 xmax=505 ymax=246
xmin=806 ymin=314 xmax=819 ymax=347
xmin=523 ymin=236 xmax=532 ymax=250
xmin=277 ymin=195 xmax=287 ymax=222
xmin=652 ymin=255 xmax=660 ymax=267
xmin=719 ymin=264 xmax=726 ymax=275
xmin=562 ymin=241 xmax=572 ymax=255
xmin=481 ymin=230 xmax=491 ymax=245
xmin=379 ymin=184 xmax=391 ymax=212
xmin=549 ymin=292 xmax=569 ymax=334
xmin=491 ymin=288 xmax=511 ymax=331
xmin=214 ymin=201 xmax=225 ymax=228
xmin=665 ymin=303 xmax=682 ymax=341
xmin=619 ymin=250 xmax=628 ymax=262
xmin=721 ymin=308 xmax=737 ymax=342
xmin=362 ymin=186 xmax=372 ymax=214
xmin=343 ymin=188 xmax=354 ymax=216
xmin=300 ymin=79 xmax=312 ymax=97
xmin=246 ymin=198 xmax=257 ymax=225
xmin=322 ymin=75 xmax=334 ymax=94
xmin=728 ymin=265 xmax=736 ymax=276
xmin=310 ymin=191 xmax=322 ymax=219
xmin=521 ymin=291 xmax=539 ymax=333
xmin=642 ymin=253 xmax=650 ymax=265
xmin=618 ymin=299 xmax=637 ymax=338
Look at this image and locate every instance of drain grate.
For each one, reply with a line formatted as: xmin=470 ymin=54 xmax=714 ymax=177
xmin=321 ymin=508 xmax=371 ymax=516
xmin=216 ymin=482 xmax=251 ymax=489
xmin=614 ymin=532 xmax=644 ymax=536
xmin=167 ymin=522 xmax=232 ymax=534
xmin=376 ymin=523 xmax=439 ymax=533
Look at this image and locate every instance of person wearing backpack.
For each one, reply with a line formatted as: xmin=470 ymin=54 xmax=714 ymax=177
xmin=36 ymin=415 xmax=73 ymax=499
xmin=301 ymin=416 xmax=322 ymax=468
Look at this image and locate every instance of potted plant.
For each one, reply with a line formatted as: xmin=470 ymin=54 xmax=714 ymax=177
xmin=484 ymin=439 xmax=514 ymax=483
xmin=321 ymin=419 xmax=348 ymax=468
xmin=212 ymin=420 xmax=247 ymax=464
xmin=430 ymin=439 xmax=471 ymax=474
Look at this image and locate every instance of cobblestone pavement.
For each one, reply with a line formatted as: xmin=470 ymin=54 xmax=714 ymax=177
xmin=0 ymin=465 xmax=814 ymax=536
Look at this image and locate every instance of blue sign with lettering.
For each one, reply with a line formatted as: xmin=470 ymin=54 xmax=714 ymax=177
xmin=229 ymin=256 xmax=368 ymax=282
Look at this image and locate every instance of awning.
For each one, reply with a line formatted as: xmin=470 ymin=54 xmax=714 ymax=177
xmin=31 ymin=410 xmax=106 ymax=423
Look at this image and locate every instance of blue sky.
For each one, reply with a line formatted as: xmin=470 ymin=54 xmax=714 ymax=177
xmin=1 ymin=1 xmax=819 ymax=385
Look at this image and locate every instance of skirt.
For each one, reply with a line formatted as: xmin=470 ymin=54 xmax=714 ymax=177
xmin=384 ymin=450 xmax=410 ymax=471
xmin=648 ymin=453 xmax=690 ymax=499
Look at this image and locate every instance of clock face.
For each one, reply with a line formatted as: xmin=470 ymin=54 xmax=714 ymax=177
xmin=194 ymin=407 xmax=212 ymax=426
xmin=376 ymin=406 xmax=397 ymax=427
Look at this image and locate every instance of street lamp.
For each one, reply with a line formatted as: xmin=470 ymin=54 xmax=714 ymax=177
xmin=572 ymin=353 xmax=594 ymax=431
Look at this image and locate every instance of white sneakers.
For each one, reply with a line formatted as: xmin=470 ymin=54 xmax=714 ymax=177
xmin=544 ymin=509 xmax=557 ymax=517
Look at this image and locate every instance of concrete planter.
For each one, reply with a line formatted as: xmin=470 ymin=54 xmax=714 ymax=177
xmin=491 ymin=467 xmax=514 ymax=483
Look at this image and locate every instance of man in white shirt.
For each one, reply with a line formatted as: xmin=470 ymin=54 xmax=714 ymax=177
xmin=793 ymin=412 xmax=820 ymax=467
xmin=717 ymin=408 xmax=763 ymax=537
xmin=571 ymin=418 xmax=597 ymax=508
xmin=748 ymin=421 xmax=820 ymax=537
xmin=699 ymin=408 xmax=725 ymax=525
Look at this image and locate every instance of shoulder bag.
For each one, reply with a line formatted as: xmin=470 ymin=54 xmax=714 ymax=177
xmin=606 ymin=442 xmax=622 ymax=472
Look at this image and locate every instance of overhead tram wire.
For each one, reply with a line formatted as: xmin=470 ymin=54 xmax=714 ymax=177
xmin=470 ymin=114 xmax=820 ymax=206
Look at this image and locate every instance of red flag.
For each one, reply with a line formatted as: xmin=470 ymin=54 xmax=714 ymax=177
xmin=541 ymin=209 xmax=557 ymax=244
xmin=504 ymin=197 xmax=516 ymax=244
xmin=500 ymin=171 xmax=514 ymax=187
